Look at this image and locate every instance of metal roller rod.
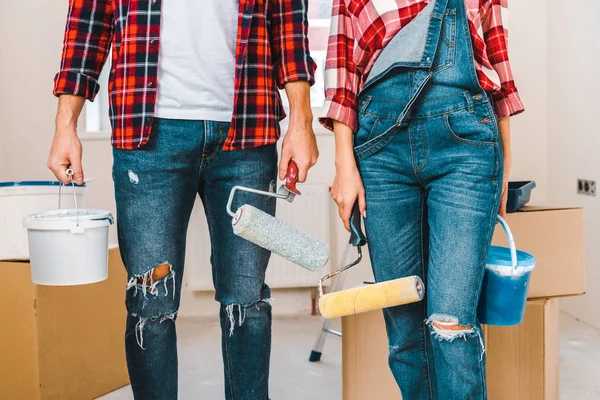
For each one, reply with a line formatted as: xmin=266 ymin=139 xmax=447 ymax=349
xmin=226 ymin=185 xmax=293 ymax=218
xmin=318 ymin=246 xmax=362 ymax=297
xmin=323 ymin=328 xmax=342 ymax=337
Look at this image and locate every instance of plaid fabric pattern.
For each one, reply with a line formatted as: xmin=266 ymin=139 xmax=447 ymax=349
xmin=54 ymin=0 xmax=316 ymax=150
xmin=319 ymin=0 xmax=524 ymax=132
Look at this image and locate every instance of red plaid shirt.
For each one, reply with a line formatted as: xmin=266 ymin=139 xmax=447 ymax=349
xmin=54 ymin=0 xmax=316 ymax=150
xmin=319 ymin=0 xmax=524 ymax=132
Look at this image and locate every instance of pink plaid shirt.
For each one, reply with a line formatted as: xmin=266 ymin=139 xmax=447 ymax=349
xmin=319 ymin=0 xmax=524 ymax=132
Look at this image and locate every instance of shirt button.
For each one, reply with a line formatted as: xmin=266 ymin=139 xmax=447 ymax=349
xmin=151 ymin=0 xmax=158 ymax=5
xmin=150 ymin=39 xmax=157 ymax=45
xmin=147 ymin=81 xmax=154 ymax=88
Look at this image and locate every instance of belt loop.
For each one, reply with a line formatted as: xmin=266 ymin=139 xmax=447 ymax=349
xmin=464 ymin=91 xmax=475 ymax=113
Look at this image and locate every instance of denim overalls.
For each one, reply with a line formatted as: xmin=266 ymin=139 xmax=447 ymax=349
xmin=354 ymin=0 xmax=503 ymax=398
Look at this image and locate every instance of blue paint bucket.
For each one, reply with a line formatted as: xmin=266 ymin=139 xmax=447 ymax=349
xmin=477 ymin=216 xmax=536 ymax=326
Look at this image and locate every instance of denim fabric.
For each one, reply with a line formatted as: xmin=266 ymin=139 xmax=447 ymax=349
xmin=354 ymin=0 xmax=503 ymax=398
xmin=113 ymin=118 xmax=276 ymax=400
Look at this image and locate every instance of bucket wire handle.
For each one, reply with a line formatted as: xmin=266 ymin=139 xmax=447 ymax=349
xmin=496 ymin=215 xmax=518 ymax=273
xmin=59 ymin=168 xmax=80 ymax=226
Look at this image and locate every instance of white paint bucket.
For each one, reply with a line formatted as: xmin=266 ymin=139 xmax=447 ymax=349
xmin=23 ymin=209 xmax=114 ymax=285
xmin=0 ymin=181 xmax=86 ymax=260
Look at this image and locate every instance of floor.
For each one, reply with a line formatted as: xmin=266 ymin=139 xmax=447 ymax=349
xmin=99 ymin=315 xmax=342 ymax=400
xmin=559 ymin=313 xmax=600 ymax=399
xmin=99 ymin=313 xmax=600 ymax=400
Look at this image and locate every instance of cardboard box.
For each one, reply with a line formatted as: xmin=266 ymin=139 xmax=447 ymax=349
xmin=342 ymin=310 xmax=400 ymax=400
xmin=342 ymin=299 xmax=559 ymax=400
xmin=0 ymin=248 xmax=129 ymax=399
xmin=492 ymin=206 xmax=585 ymax=299
xmin=484 ymin=299 xmax=559 ymax=400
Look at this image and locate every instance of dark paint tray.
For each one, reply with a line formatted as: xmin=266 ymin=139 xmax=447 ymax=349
xmin=506 ymin=181 xmax=536 ymax=213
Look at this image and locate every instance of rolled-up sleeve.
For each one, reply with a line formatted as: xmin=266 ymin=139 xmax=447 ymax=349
xmin=318 ymin=0 xmax=361 ymax=132
xmin=483 ymin=0 xmax=524 ymax=118
xmin=53 ymin=0 xmax=114 ymax=101
xmin=270 ymin=0 xmax=317 ymax=89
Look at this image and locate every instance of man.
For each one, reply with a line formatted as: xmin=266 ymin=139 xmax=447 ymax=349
xmin=48 ymin=0 xmax=318 ymax=398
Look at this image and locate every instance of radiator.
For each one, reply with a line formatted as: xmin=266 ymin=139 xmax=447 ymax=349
xmin=184 ymin=184 xmax=331 ymax=291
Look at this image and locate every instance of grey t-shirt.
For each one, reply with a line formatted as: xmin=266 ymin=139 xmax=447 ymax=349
xmin=155 ymin=0 xmax=238 ymax=122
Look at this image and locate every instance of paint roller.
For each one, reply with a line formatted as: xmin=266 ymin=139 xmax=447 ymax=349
xmin=226 ymin=161 xmax=329 ymax=272
xmin=318 ymin=203 xmax=425 ymax=319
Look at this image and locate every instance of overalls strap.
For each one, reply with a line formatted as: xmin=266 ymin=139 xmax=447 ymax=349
xmin=362 ymin=0 xmax=450 ymax=93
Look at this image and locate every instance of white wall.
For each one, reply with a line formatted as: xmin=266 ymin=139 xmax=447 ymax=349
xmin=1 ymin=0 xmax=559 ymax=318
xmin=0 ymin=0 xmax=120 ymax=244
xmin=507 ymin=0 xmax=549 ymax=205
xmin=547 ymin=0 xmax=600 ymax=329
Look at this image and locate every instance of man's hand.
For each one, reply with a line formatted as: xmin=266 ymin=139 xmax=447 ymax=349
xmin=279 ymin=119 xmax=319 ymax=182
xmin=279 ymin=81 xmax=319 ymax=182
xmin=48 ymin=95 xmax=86 ymax=184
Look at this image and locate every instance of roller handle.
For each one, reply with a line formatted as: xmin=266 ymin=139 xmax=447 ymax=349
xmin=349 ymin=202 xmax=367 ymax=247
xmin=285 ymin=160 xmax=301 ymax=195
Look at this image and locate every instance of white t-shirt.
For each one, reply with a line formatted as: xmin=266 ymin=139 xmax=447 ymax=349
xmin=154 ymin=0 xmax=238 ymax=122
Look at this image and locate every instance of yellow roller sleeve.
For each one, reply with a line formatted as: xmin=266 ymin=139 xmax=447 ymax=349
xmin=319 ymin=276 xmax=425 ymax=319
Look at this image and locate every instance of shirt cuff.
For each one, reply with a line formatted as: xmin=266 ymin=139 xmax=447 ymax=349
xmin=53 ymin=71 xmax=100 ymax=101
xmin=278 ymin=71 xmax=316 ymax=89
xmin=318 ymin=98 xmax=358 ymax=133
xmin=492 ymin=91 xmax=525 ymax=119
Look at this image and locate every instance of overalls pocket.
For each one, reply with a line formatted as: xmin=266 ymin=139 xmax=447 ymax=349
xmin=354 ymin=96 xmax=402 ymax=160
xmin=442 ymin=105 xmax=498 ymax=147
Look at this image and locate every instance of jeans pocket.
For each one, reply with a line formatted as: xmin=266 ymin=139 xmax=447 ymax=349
xmin=443 ymin=108 xmax=497 ymax=147
xmin=354 ymin=114 xmax=376 ymax=148
xmin=355 ymin=114 xmax=398 ymax=148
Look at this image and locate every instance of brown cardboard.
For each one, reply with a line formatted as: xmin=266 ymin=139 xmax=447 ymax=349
xmin=492 ymin=206 xmax=585 ymax=299
xmin=342 ymin=310 xmax=400 ymax=400
xmin=342 ymin=299 xmax=559 ymax=400
xmin=484 ymin=298 xmax=559 ymax=400
xmin=0 ymin=248 xmax=129 ymax=399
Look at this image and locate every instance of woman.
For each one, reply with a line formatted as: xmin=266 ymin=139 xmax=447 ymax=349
xmin=320 ymin=0 xmax=523 ymax=398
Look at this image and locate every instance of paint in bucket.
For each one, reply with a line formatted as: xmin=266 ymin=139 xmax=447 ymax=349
xmin=477 ymin=216 xmax=536 ymax=326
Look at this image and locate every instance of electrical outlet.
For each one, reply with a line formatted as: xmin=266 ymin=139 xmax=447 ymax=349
xmin=577 ymin=179 xmax=596 ymax=196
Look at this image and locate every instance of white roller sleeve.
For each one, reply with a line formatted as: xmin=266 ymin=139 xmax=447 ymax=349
xmin=232 ymin=204 xmax=329 ymax=271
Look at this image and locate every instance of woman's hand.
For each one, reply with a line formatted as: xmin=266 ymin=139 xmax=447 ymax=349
xmin=331 ymin=121 xmax=366 ymax=231
xmin=331 ymin=158 xmax=366 ymax=231
xmin=497 ymin=116 xmax=512 ymax=218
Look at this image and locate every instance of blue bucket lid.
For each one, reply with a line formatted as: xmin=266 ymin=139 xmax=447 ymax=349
xmin=0 ymin=181 xmax=86 ymax=188
xmin=487 ymin=245 xmax=536 ymax=267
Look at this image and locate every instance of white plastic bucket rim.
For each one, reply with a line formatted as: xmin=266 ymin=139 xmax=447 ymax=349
xmin=23 ymin=209 xmax=114 ymax=234
xmin=485 ymin=263 xmax=536 ymax=277
xmin=0 ymin=185 xmax=86 ymax=197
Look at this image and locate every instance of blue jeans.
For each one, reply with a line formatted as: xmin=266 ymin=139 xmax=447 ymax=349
xmin=113 ymin=118 xmax=276 ymax=400
xmin=356 ymin=95 xmax=502 ymax=399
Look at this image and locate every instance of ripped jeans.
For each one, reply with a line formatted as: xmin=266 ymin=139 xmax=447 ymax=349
xmin=113 ymin=118 xmax=276 ymax=400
